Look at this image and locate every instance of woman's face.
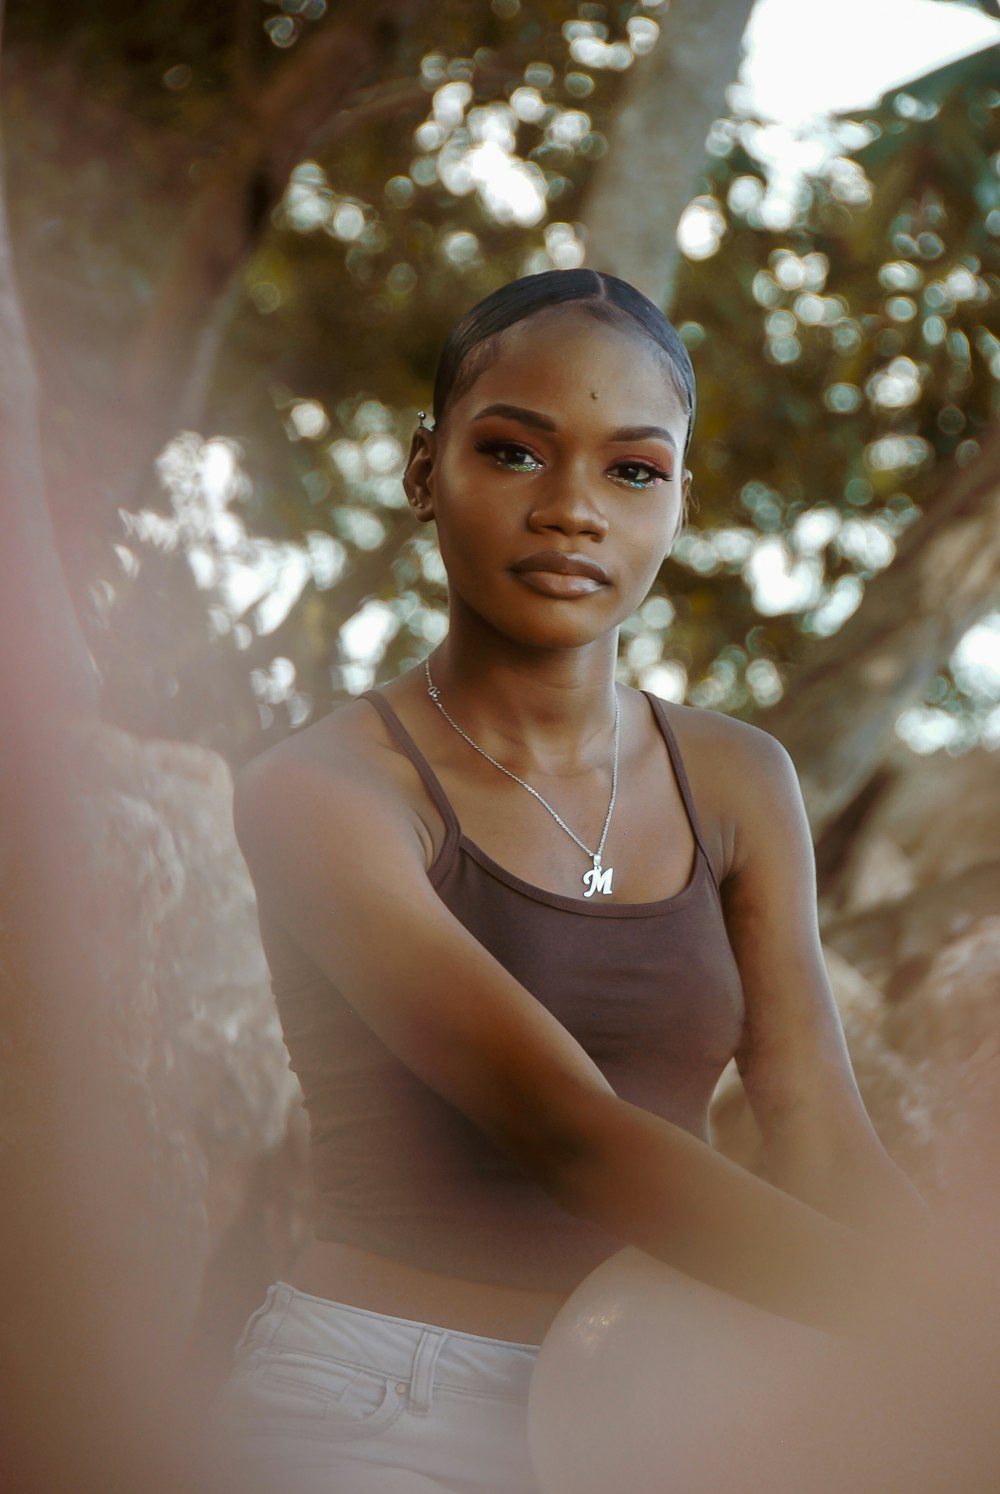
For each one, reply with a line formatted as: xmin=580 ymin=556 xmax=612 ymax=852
xmin=405 ymin=306 xmax=691 ymax=651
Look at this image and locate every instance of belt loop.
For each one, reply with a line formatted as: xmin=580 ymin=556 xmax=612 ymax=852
xmin=408 ymin=1329 xmax=445 ymax=1414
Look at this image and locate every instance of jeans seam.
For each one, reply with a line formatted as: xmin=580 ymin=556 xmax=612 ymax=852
xmin=256 ymin=1286 xmax=293 ymax=1358
xmin=433 ymin=1383 xmax=533 ymax=1402
xmin=254 ymin=1348 xmax=389 ymax=1376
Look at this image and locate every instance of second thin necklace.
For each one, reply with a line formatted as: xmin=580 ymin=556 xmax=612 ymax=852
xmin=424 ymin=660 xmax=620 ymax=898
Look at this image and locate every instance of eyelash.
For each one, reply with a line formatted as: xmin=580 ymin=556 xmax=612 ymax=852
xmin=474 ymin=440 xmax=670 ymax=490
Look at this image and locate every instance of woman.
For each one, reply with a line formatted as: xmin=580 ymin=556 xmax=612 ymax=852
xmin=218 ymin=270 xmax=924 ymax=1494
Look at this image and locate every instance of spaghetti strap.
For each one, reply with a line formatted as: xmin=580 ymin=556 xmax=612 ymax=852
xmin=642 ymin=693 xmax=720 ymax=894
xmin=360 ymin=689 xmax=461 ymax=844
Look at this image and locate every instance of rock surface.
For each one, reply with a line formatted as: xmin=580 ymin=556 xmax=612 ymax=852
xmin=829 ymin=744 xmax=1000 ymax=915
xmin=713 ymin=744 xmax=1000 ymax=1198
xmin=62 ymin=720 xmax=309 ymax=1339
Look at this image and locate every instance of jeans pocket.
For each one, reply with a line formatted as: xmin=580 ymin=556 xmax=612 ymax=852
xmin=247 ymin=1348 xmax=407 ymax=1443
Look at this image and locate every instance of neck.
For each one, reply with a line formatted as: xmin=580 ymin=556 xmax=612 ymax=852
xmin=428 ymin=609 xmax=620 ymax=771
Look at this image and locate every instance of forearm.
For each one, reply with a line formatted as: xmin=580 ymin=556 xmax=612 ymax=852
xmin=542 ymin=1094 xmax=889 ymax=1333
xmin=762 ymin=1123 xmax=930 ymax=1238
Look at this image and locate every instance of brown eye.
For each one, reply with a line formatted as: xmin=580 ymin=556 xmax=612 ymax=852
xmin=475 ymin=441 xmax=544 ymax=473
xmin=611 ymin=461 xmax=669 ymax=490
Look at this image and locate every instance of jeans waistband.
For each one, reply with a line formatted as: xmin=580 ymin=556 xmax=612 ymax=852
xmin=247 ymin=1282 xmax=540 ymax=1406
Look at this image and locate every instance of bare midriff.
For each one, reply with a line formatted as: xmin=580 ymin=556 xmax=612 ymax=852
xmin=286 ymin=1238 xmax=568 ymax=1345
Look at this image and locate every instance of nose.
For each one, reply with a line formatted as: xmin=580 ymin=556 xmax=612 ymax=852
xmin=527 ymin=462 xmax=608 ymax=541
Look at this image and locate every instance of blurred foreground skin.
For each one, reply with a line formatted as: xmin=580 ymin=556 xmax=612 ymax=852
xmin=0 ymin=724 xmax=232 ymax=1494
xmin=529 ymin=1120 xmax=1000 ymax=1494
xmin=198 ymin=1126 xmax=1000 ymax=1494
xmin=198 ymin=1206 xmax=1000 ymax=1494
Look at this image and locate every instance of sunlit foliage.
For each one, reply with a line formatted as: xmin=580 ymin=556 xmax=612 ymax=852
xmin=4 ymin=4 xmax=999 ymax=759
xmin=671 ymin=46 xmax=1000 ymax=742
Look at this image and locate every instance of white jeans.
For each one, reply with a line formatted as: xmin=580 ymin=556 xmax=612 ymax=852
xmin=213 ymin=1282 xmax=541 ymax=1494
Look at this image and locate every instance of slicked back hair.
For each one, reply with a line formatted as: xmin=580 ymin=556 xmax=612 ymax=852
xmin=431 ymin=269 xmax=696 ymax=460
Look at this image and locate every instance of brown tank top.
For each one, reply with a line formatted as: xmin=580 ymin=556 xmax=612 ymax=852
xmin=259 ymin=690 xmax=745 ymax=1293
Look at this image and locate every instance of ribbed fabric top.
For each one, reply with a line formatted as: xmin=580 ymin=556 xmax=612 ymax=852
xmin=259 ymin=690 xmax=745 ymax=1293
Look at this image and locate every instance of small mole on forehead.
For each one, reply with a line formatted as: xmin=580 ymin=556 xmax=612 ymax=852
xmin=589 ymin=390 xmax=599 ymax=400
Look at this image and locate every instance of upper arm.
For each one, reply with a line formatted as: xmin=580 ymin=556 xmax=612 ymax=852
xmin=719 ymin=728 xmax=877 ymax=1159
xmin=232 ymin=745 xmax=615 ymax=1186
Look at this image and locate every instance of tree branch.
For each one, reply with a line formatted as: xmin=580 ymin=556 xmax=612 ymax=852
xmin=116 ymin=0 xmax=436 ymax=494
xmin=307 ymin=74 xmax=429 ymax=159
xmin=0 ymin=84 xmax=97 ymax=723
xmin=763 ymin=431 xmax=1000 ymax=837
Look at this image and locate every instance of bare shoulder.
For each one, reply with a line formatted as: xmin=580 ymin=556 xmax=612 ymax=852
xmin=646 ymin=695 xmax=801 ymax=882
xmin=232 ymin=695 xmax=427 ymax=866
xmin=235 ymin=696 xmax=386 ymax=784
xmin=654 ymin=696 xmax=794 ymax=786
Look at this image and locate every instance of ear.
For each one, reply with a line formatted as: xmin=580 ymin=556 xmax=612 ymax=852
xmin=403 ymin=426 xmax=436 ymax=522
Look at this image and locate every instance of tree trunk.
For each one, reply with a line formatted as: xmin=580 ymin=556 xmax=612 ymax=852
xmin=110 ymin=0 xmax=435 ymax=514
xmin=763 ymin=431 xmax=1000 ymax=837
xmin=0 ymin=76 xmax=96 ymax=720
xmin=580 ymin=0 xmax=755 ymax=307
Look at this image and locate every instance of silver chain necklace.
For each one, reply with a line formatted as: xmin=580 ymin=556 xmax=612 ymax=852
xmin=424 ymin=660 xmax=620 ymax=898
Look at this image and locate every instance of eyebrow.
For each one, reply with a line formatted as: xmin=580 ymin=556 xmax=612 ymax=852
xmin=470 ymin=402 xmax=677 ymax=452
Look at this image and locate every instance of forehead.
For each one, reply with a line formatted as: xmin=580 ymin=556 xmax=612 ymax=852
xmin=451 ymin=306 xmax=688 ymax=438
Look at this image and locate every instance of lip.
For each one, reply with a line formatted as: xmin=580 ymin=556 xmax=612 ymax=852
xmin=512 ymin=570 xmax=604 ymax=599
xmin=510 ymin=551 xmax=610 ymax=585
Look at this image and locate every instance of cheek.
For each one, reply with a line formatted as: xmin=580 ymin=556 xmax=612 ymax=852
xmin=434 ymin=464 xmax=521 ymax=553
xmin=437 ymin=481 xmax=500 ymax=534
xmin=618 ymin=510 xmax=678 ymax=594
xmin=432 ymin=497 xmax=506 ymax=577
xmin=632 ymin=497 xmax=680 ymax=554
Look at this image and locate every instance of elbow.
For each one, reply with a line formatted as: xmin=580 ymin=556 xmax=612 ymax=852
xmin=495 ymin=1084 xmax=623 ymax=1218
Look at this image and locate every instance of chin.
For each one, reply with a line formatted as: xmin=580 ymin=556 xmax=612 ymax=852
xmin=499 ymin=617 xmax=617 ymax=653
xmin=452 ymin=582 xmax=631 ymax=651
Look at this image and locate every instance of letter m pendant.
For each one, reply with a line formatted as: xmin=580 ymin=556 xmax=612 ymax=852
xmin=583 ymin=858 xmax=614 ymax=898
